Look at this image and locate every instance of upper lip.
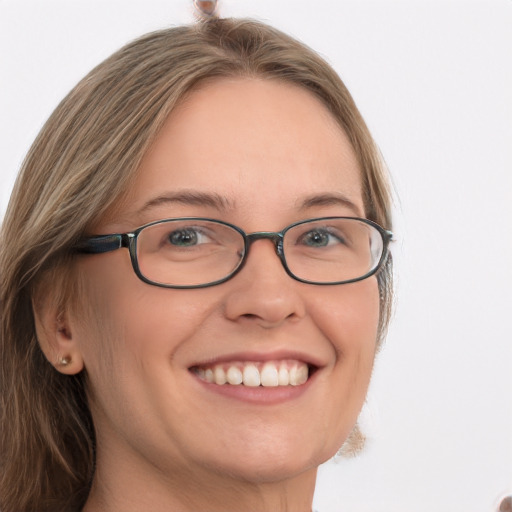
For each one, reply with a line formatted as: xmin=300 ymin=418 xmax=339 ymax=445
xmin=188 ymin=349 xmax=326 ymax=370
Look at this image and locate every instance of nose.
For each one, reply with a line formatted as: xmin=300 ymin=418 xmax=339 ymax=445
xmin=223 ymin=238 xmax=306 ymax=328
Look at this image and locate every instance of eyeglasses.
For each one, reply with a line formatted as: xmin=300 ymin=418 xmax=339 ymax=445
xmin=75 ymin=217 xmax=393 ymax=288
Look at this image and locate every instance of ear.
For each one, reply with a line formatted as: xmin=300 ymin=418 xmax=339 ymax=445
xmin=32 ymin=297 xmax=85 ymax=376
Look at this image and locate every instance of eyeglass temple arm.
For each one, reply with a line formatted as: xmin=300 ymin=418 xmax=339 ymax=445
xmin=75 ymin=234 xmax=128 ymax=254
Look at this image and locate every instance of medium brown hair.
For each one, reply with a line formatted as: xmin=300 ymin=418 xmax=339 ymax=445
xmin=0 ymin=18 xmax=393 ymax=512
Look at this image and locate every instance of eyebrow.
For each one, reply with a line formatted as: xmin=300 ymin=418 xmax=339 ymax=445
xmin=298 ymin=193 xmax=364 ymax=217
xmin=135 ymin=190 xmax=363 ymax=218
xmin=136 ymin=191 xmax=235 ymax=215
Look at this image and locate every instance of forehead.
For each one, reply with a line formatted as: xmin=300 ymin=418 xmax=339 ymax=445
xmin=119 ymin=78 xmax=364 ymax=226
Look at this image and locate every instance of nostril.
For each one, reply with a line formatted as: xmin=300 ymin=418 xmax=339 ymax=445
xmin=242 ymin=313 xmax=258 ymax=320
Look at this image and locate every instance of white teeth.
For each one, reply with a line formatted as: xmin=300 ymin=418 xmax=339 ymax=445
xmin=226 ymin=366 xmax=243 ymax=385
xmin=243 ymin=364 xmax=261 ymax=387
xmin=278 ymin=364 xmax=290 ymax=386
xmin=213 ymin=366 xmax=227 ymax=385
xmin=260 ymin=363 xmax=279 ymax=387
xmin=195 ymin=360 xmax=310 ymax=387
xmin=289 ymin=363 xmax=308 ymax=386
xmin=298 ymin=364 xmax=308 ymax=384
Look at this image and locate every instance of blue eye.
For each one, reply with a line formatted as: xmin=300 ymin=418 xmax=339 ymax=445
xmin=168 ymin=228 xmax=203 ymax=246
xmin=300 ymin=229 xmax=344 ymax=247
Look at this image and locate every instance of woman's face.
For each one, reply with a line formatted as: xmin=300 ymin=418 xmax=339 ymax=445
xmin=73 ymin=78 xmax=380 ymax=485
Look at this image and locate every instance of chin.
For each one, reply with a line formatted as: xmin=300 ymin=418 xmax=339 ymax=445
xmin=198 ymin=433 xmax=338 ymax=484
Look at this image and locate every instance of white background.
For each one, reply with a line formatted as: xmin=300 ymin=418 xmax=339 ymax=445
xmin=1 ymin=1 xmax=511 ymax=511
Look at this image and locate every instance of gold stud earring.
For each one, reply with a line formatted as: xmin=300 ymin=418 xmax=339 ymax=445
xmin=58 ymin=356 xmax=71 ymax=366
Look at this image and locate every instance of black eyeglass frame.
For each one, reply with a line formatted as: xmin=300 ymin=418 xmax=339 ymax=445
xmin=75 ymin=216 xmax=393 ymax=289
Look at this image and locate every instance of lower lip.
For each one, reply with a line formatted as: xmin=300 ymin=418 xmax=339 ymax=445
xmin=190 ymin=370 xmax=317 ymax=405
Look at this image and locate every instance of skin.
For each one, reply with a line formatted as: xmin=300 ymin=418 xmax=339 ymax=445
xmin=40 ymin=78 xmax=380 ymax=512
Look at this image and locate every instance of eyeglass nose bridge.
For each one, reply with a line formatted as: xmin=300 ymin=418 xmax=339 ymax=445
xmin=245 ymin=231 xmax=285 ymax=260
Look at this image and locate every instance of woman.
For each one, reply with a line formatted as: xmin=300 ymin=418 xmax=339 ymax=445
xmin=0 ymin=16 xmax=393 ymax=512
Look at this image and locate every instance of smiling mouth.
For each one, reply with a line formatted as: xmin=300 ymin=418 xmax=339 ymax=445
xmin=190 ymin=360 xmax=315 ymax=387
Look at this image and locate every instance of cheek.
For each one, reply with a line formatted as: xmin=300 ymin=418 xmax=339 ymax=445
xmin=310 ymin=279 xmax=380 ymax=434
xmin=73 ymin=254 xmax=220 ymax=382
xmin=310 ymin=277 xmax=380 ymax=357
